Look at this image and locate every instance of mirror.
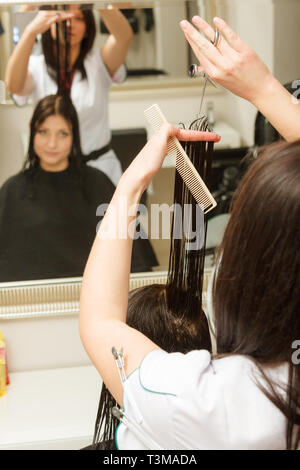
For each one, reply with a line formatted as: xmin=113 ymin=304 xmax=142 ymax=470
xmin=0 ymin=0 xmax=223 ymax=289
xmin=1 ymin=0 xmax=299 ymax=307
xmin=0 ymin=1 xmax=214 ymax=89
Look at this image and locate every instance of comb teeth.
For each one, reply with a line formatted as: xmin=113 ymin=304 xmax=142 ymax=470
xmin=144 ymin=104 xmax=217 ymax=214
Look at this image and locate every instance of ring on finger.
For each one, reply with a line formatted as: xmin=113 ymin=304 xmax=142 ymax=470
xmin=211 ymin=28 xmax=220 ymax=47
xmin=189 ymin=64 xmax=205 ymax=78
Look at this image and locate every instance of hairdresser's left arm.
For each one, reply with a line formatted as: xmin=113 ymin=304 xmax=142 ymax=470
xmin=79 ymin=125 xmax=220 ymax=406
xmin=99 ymin=4 xmax=133 ymax=76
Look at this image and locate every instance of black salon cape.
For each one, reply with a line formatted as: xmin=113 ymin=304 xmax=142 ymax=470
xmin=0 ymin=165 xmax=158 ymax=282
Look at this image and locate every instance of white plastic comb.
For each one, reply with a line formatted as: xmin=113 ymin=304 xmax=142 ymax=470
xmin=144 ymin=104 xmax=217 ymax=214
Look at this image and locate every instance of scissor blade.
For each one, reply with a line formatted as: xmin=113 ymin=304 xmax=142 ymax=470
xmin=198 ymin=77 xmax=207 ymax=117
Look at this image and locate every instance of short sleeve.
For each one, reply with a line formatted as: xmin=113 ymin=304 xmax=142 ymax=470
xmin=111 ymin=63 xmax=127 ymax=84
xmin=86 ymin=48 xmax=127 ymax=86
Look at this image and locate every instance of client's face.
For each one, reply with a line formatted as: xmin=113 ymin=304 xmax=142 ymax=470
xmin=34 ymin=115 xmax=72 ymax=172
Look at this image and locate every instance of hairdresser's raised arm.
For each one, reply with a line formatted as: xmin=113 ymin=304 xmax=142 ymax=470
xmin=180 ymin=16 xmax=300 ymax=142
xmin=5 ymin=11 xmax=73 ymax=95
xmin=79 ymin=125 xmax=220 ymax=405
xmin=99 ymin=4 xmax=134 ymax=76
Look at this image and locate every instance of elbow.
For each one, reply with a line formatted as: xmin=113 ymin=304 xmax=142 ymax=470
xmin=128 ymin=25 xmax=134 ymax=40
xmin=4 ymin=74 xmax=11 ymax=93
xmin=127 ymin=26 xmax=134 ymax=44
xmin=5 ymin=75 xmax=18 ymax=95
xmin=5 ymin=68 xmax=24 ymax=95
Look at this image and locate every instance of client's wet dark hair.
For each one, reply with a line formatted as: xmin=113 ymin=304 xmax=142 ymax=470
xmin=91 ymin=116 xmax=215 ymax=450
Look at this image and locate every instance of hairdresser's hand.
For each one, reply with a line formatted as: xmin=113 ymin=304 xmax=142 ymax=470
xmin=26 ymin=10 xmax=74 ymax=36
xmin=121 ymin=124 xmax=220 ymax=194
xmin=180 ymin=16 xmax=273 ymax=104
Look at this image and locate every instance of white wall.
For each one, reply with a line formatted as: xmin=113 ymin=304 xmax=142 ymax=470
xmin=273 ymin=0 xmax=300 ymax=84
xmin=2 ymin=314 xmax=91 ymax=372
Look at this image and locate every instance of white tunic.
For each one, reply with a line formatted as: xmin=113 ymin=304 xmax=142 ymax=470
xmin=13 ymin=49 xmax=126 ymax=186
xmin=116 ymin=349 xmax=288 ymax=450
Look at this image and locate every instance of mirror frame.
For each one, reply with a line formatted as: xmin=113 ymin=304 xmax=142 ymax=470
xmin=0 ymin=268 xmax=213 ymax=320
xmin=0 ymin=0 xmax=184 ymax=7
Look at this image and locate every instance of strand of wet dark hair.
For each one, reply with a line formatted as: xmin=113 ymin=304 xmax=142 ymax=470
xmin=55 ymin=22 xmax=61 ymax=91
xmin=55 ymin=16 xmax=70 ymax=95
xmin=91 ymin=384 xmax=118 ymax=450
xmin=166 ymin=117 xmax=214 ymax=324
xmin=63 ymin=5 xmax=71 ymax=95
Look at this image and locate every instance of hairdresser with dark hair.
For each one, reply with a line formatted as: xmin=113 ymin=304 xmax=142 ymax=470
xmin=5 ymin=4 xmax=133 ymax=187
xmin=180 ymin=16 xmax=300 ymax=143
xmin=79 ymin=123 xmax=300 ymax=449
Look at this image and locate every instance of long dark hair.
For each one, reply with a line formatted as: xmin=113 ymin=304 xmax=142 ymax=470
xmin=213 ymin=140 xmax=300 ymax=449
xmin=166 ymin=116 xmax=214 ymax=326
xmin=41 ymin=7 xmax=96 ymax=85
xmin=92 ymin=283 xmax=212 ymax=449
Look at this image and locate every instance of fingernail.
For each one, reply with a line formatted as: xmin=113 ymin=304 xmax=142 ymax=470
xmin=180 ymin=20 xmax=189 ymax=29
xmin=214 ymin=17 xmax=222 ymax=25
xmin=192 ymin=16 xmax=202 ymax=24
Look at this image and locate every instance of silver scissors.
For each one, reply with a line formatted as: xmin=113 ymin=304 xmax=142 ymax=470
xmin=189 ymin=28 xmax=220 ymax=117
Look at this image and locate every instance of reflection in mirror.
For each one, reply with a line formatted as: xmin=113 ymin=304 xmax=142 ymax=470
xmin=0 ymin=1 xmax=225 ymax=286
xmin=0 ymin=1 xmax=195 ymax=84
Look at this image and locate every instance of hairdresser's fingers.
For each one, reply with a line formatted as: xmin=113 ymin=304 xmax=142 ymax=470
xmin=192 ymin=16 xmax=215 ymax=42
xmin=29 ymin=11 xmax=74 ymax=35
xmin=176 ymin=128 xmax=221 ymax=143
xmin=213 ymin=17 xmax=248 ymax=53
xmin=180 ymin=24 xmax=222 ymax=80
xmin=180 ymin=19 xmax=223 ymax=68
xmin=182 ymin=29 xmax=218 ymax=77
xmin=191 ymin=16 xmax=234 ymax=58
xmin=123 ymin=124 xmax=221 ymax=192
xmin=52 ymin=11 xmax=75 ymax=24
